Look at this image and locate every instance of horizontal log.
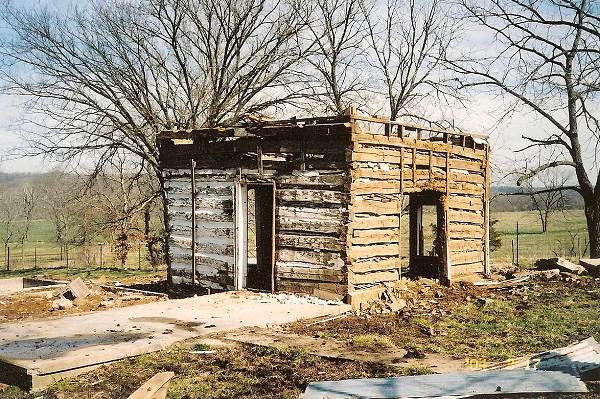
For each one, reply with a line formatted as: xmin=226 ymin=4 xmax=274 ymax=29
xmin=277 ymin=218 xmax=345 ymax=234
xmin=351 ymin=215 xmax=399 ymax=229
xmin=348 ymin=244 xmax=399 ymax=260
xmin=452 ymin=261 xmax=484 ymax=276
xmin=276 ymin=265 xmax=344 ymax=283
xmin=277 ymin=188 xmax=347 ymax=204
xmin=449 ymin=239 xmax=483 ymax=252
xmin=352 ymin=133 xmax=487 ymax=161
xmin=277 ymin=233 xmax=344 ymax=252
xmin=448 ymin=195 xmax=484 ymax=211
xmin=450 ymin=250 xmax=485 ymax=265
xmin=277 ymin=249 xmax=345 ymax=268
xmin=276 ymin=170 xmax=346 ymax=187
xmin=448 ymin=209 xmax=484 ymax=224
xmin=349 ymin=269 xmax=400 ymax=284
xmin=350 ymin=256 xmax=400 ymax=273
xmin=351 ymin=198 xmax=402 ymax=215
xmin=351 ymin=228 xmax=400 ymax=245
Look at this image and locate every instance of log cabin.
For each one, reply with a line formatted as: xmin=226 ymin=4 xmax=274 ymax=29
xmin=157 ymin=108 xmax=491 ymax=301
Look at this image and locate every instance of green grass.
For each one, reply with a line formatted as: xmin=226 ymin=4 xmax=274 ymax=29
xmin=350 ymin=334 xmax=395 ymax=350
xmin=491 ymin=210 xmax=589 ymax=266
xmin=0 ymin=266 xmax=163 ymax=282
xmin=0 ymin=218 xmax=157 ymax=271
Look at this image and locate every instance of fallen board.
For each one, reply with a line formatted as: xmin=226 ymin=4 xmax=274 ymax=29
xmin=127 ymin=371 xmax=174 ymax=399
xmin=486 ymin=337 xmax=600 ymax=377
xmin=302 ymin=370 xmax=587 ymax=398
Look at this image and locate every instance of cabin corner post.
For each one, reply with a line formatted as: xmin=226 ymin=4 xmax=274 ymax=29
xmin=483 ymin=145 xmax=491 ymax=277
xmin=190 ymin=159 xmax=197 ymax=286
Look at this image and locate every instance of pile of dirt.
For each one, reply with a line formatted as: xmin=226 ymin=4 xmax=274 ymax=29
xmin=0 ymin=283 xmax=159 ymax=322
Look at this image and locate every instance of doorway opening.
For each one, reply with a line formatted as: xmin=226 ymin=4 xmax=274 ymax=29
xmin=408 ymin=191 xmax=447 ymax=280
xmin=236 ymin=183 xmax=274 ymax=291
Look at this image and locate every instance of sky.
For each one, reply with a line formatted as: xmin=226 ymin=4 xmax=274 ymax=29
xmin=0 ymin=0 xmax=593 ymax=185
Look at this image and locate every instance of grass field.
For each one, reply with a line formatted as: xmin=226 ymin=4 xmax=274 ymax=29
xmin=491 ymin=209 xmax=589 ymax=266
xmin=0 ymin=219 xmax=157 ymax=271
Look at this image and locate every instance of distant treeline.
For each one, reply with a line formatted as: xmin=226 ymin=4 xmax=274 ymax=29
xmin=491 ymin=186 xmax=584 ymax=212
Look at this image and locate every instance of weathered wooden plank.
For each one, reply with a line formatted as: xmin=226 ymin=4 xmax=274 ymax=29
xmin=277 ymin=280 xmax=347 ymax=297
xmin=277 ymin=206 xmax=345 ymax=220
xmin=277 ymin=249 xmax=345 ymax=268
xmin=450 ymin=250 xmax=485 ymax=265
xmin=349 ymin=269 xmax=400 ymax=284
xmin=448 ymin=209 xmax=483 ymax=224
xmin=277 ymin=188 xmax=347 ymax=204
xmin=350 ymin=256 xmax=400 ymax=273
xmin=351 ymin=198 xmax=402 ymax=215
xmin=348 ymin=244 xmax=399 ymax=260
xmin=351 ymin=215 xmax=399 ymax=230
xmin=449 ymin=239 xmax=483 ymax=252
xmin=351 ymin=228 xmax=399 ymax=245
xmin=276 ymin=170 xmax=346 ymax=187
xmin=277 ymin=233 xmax=344 ymax=252
xmin=277 ymin=218 xmax=345 ymax=234
xmin=276 ymin=265 xmax=345 ymax=283
xmin=448 ymin=195 xmax=484 ymax=211
xmin=352 ymin=133 xmax=487 ymax=160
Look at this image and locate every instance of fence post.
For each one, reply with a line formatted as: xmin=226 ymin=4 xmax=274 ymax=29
xmin=65 ymin=244 xmax=69 ymax=268
xmin=34 ymin=247 xmax=37 ymax=269
xmin=516 ymin=221 xmax=520 ymax=266
xmin=6 ymin=246 xmax=9 ymax=271
xmin=138 ymin=243 xmax=141 ymax=270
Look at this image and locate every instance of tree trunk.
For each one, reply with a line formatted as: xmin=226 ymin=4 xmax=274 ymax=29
xmin=586 ymin=200 xmax=600 ymax=258
xmin=158 ymin=173 xmax=172 ymax=284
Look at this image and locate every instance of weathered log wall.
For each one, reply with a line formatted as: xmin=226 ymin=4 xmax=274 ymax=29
xmin=164 ymin=168 xmax=236 ymax=289
xmin=159 ymin=128 xmax=351 ymax=299
xmin=347 ymin=125 xmax=489 ymax=288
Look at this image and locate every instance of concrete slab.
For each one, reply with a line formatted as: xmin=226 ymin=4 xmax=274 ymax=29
xmin=0 ymin=278 xmax=65 ymax=296
xmin=0 ymin=291 xmax=349 ymax=390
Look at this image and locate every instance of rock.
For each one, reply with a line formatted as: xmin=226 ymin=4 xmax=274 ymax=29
xmin=580 ymin=259 xmax=600 ymax=277
xmin=536 ymin=258 xmax=586 ymax=275
xmin=388 ymin=298 xmax=407 ymax=312
xmin=99 ymin=299 xmax=115 ymax=308
xmin=51 ymin=296 xmax=73 ymax=310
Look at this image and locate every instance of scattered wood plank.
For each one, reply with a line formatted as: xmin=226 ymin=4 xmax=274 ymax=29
xmin=580 ymin=258 xmax=600 ymax=276
xmin=536 ymin=257 xmax=586 ymax=275
xmin=127 ymin=372 xmax=175 ymax=399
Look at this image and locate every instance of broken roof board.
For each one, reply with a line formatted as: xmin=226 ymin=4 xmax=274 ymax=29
xmin=302 ymin=370 xmax=587 ymax=399
xmin=486 ymin=337 xmax=600 ymax=377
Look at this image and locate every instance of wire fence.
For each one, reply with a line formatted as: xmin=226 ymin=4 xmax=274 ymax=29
xmin=0 ymin=242 xmax=158 ymax=272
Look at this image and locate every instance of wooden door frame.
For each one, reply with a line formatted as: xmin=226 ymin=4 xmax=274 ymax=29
xmin=234 ymin=179 xmax=276 ymax=292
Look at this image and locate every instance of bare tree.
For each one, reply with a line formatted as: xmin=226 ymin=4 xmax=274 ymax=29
xmin=90 ymin=152 xmax=152 ymax=268
xmin=0 ymin=0 xmax=311 ymax=277
xmin=0 ymin=192 xmax=18 ymax=270
xmin=17 ymin=187 xmax=35 ymax=265
xmin=362 ymin=0 xmax=461 ymax=121
xmin=451 ymin=0 xmax=600 ymax=258
xmin=303 ymin=0 xmax=368 ymax=114
xmin=519 ymin=166 xmax=569 ymax=233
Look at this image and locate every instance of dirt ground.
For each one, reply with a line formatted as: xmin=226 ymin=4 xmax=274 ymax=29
xmin=0 ymin=284 xmax=161 ymax=321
